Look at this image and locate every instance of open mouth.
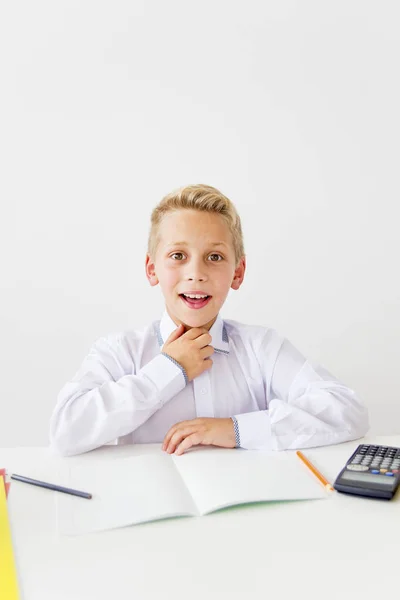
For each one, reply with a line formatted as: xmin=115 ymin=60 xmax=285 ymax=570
xmin=179 ymin=294 xmax=212 ymax=309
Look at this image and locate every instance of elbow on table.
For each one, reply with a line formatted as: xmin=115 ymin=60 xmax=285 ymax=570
xmin=49 ymin=427 xmax=81 ymax=457
xmin=48 ymin=411 xmax=87 ymax=457
xmin=343 ymin=397 xmax=370 ymax=441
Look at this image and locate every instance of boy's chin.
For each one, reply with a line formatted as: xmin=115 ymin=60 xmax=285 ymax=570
xmin=173 ymin=307 xmax=219 ymax=330
xmin=182 ymin=317 xmax=216 ymax=330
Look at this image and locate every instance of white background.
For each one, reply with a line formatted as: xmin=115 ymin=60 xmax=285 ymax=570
xmin=1 ymin=1 xmax=399 ymax=447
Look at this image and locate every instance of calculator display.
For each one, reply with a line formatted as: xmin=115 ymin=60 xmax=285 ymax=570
xmin=341 ymin=471 xmax=395 ymax=486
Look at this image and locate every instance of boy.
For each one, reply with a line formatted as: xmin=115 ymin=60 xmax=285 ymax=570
xmin=50 ymin=184 xmax=369 ymax=456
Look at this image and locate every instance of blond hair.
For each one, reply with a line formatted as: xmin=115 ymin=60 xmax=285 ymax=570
xmin=148 ymin=184 xmax=245 ymax=265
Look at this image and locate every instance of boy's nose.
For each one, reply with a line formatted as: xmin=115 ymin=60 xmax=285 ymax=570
xmin=185 ymin=262 xmax=208 ymax=282
xmin=186 ymin=270 xmax=207 ymax=281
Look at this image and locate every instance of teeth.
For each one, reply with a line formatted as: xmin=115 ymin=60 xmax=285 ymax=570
xmin=183 ymin=294 xmax=208 ymax=299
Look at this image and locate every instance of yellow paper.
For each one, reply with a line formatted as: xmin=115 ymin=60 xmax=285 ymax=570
xmin=0 ymin=481 xmax=19 ymax=599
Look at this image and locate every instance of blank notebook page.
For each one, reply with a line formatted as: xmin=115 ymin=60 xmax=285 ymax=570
xmin=172 ymin=448 xmax=327 ymax=515
xmin=56 ymin=453 xmax=197 ymax=535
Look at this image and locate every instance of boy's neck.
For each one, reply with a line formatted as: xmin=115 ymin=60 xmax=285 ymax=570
xmin=166 ymin=308 xmax=218 ymax=332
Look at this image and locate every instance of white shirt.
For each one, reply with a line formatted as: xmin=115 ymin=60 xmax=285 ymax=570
xmin=49 ymin=311 xmax=369 ymax=456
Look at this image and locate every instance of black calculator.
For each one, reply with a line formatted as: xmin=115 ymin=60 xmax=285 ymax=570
xmin=334 ymin=444 xmax=400 ymax=500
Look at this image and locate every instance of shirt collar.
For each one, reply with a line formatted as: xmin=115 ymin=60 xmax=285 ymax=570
xmin=157 ymin=310 xmax=230 ymax=354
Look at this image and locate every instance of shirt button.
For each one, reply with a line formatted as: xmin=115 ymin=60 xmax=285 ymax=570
xmin=201 ymin=388 xmax=208 ymax=395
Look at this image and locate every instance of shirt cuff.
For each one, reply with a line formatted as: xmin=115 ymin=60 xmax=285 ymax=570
xmin=231 ymin=416 xmax=241 ymax=448
xmin=139 ymin=353 xmax=187 ymax=404
xmin=160 ymin=352 xmax=189 ymax=385
xmin=233 ymin=410 xmax=275 ymax=451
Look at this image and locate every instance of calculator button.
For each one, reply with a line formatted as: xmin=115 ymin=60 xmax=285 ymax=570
xmin=385 ymin=472 xmax=394 ymax=476
xmin=347 ymin=465 xmax=369 ymax=471
xmin=380 ymin=469 xmax=388 ymax=473
xmin=392 ymin=470 xmax=399 ymax=474
xmin=370 ymin=470 xmax=380 ymax=474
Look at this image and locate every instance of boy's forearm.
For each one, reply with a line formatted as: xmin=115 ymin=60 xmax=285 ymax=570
xmin=49 ymin=354 xmax=186 ymax=456
xmin=234 ymin=386 xmax=369 ymax=451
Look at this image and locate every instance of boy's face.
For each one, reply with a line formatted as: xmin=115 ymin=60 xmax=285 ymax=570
xmin=145 ymin=209 xmax=246 ymax=330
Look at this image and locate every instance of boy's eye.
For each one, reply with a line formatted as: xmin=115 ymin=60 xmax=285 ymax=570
xmin=170 ymin=252 xmax=186 ymax=260
xmin=208 ymin=253 xmax=223 ymax=262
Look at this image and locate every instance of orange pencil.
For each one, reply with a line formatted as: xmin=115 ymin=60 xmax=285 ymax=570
xmin=296 ymin=450 xmax=334 ymax=492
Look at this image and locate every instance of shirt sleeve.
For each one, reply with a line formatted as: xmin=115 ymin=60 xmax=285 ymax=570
xmin=233 ymin=334 xmax=369 ymax=451
xmin=49 ymin=337 xmax=187 ymax=456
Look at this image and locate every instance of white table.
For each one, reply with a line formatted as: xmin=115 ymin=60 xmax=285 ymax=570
xmin=2 ymin=435 xmax=400 ymax=600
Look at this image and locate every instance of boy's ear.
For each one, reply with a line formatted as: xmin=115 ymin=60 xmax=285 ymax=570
xmin=145 ymin=254 xmax=159 ymax=287
xmin=231 ymin=256 xmax=246 ymax=290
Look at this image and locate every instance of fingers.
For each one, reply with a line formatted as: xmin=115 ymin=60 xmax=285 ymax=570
xmin=182 ymin=327 xmax=210 ymax=341
xmin=162 ymin=420 xmax=190 ymax=451
xmin=200 ymin=346 xmax=214 ymax=359
xmin=162 ymin=418 xmax=234 ymax=456
xmin=164 ymin=326 xmax=211 ymax=347
xmin=197 ymin=357 xmax=213 ymax=376
xmin=165 ymin=426 xmax=197 ymax=454
xmin=164 ymin=324 xmax=184 ymax=346
xmin=175 ymin=433 xmax=202 ymax=456
xmin=192 ymin=332 xmax=213 ymax=348
xmin=162 ymin=419 xmax=206 ymax=454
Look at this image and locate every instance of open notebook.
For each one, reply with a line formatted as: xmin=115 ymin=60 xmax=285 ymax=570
xmin=56 ymin=448 xmax=327 ymax=535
